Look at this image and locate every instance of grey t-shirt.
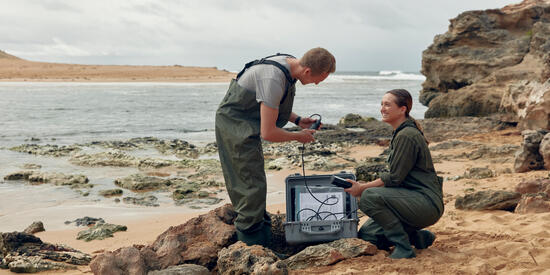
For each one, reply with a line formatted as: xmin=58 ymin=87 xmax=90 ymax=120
xmin=237 ymin=55 xmax=291 ymax=109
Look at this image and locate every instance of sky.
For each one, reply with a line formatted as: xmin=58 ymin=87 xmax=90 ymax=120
xmin=0 ymin=0 xmax=516 ymax=72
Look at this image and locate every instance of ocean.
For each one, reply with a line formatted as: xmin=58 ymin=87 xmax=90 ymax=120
xmin=0 ymin=71 xmax=426 ymax=231
xmin=0 ymin=71 xmax=426 ymax=147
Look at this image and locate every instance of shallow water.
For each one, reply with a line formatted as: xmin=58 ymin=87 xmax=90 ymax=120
xmin=0 ymin=71 xmax=425 ymax=231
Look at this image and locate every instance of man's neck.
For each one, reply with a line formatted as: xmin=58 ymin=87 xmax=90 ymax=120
xmin=286 ymin=57 xmax=303 ymax=79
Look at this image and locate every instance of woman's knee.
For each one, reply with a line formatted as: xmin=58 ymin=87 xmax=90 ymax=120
xmin=359 ymin=188 xmax=385 ymax=213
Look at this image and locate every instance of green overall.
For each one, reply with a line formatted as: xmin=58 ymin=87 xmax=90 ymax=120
xmin=358 ymin=119 xmax=444 ymax=258
xmin=215 ymin=56 xmax=296 ymax=245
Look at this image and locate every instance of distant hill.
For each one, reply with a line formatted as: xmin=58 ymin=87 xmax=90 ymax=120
xmin=0 ymin=50 xmax=20 ymax=59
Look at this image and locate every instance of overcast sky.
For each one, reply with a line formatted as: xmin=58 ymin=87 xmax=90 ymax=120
xmin=0 ymin=0 xmax=515 ymax=72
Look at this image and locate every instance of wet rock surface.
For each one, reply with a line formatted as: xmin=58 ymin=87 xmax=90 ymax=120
xmin=123 ymin=195 xmax=160 ymax=207
xmin=65 ymin=217 xmax=105 ymax=227
xmin=4 ymin=171 xmax=91 ymax=189
xmin=9 ymin=144 xmax=82 ymax=157
xmin=77 ymin=223 xmax=128 ymax=242
xmin=0 ymin=232 xmax=91 ymax=273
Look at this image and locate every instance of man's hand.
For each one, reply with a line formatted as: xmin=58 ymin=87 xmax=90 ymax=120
xmin=298 ymin=117 xmax=321 ymax=129
xmin=296 ymin=129 xmax=316 ymax=143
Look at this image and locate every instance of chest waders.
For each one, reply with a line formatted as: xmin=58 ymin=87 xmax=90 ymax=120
xmin=215 ymin=54 xmax=296 ymax=246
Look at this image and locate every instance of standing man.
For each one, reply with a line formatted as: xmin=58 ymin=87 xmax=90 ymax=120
xmin=215 ymin=47 xmax=336 ymax=246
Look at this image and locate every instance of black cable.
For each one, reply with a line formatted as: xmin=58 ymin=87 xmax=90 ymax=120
xmin=298 ymin=113 xmax=359 ymax=222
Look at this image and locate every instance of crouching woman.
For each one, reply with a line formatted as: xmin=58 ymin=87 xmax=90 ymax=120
xmin=344 ymin=89 xmax=444 ymax=259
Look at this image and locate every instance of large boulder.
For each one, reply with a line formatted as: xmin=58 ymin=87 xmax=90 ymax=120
xmin=89 ymin=204 xmax=237 ymax=274
xmin=455 ymin=190 xmax=521 ymax=211
xmin=420 ymin=0 xmax=550 ymax=130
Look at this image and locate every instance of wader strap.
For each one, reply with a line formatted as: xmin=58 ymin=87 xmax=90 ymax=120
xmin=236 ymin=53 xmax=297 ymax=104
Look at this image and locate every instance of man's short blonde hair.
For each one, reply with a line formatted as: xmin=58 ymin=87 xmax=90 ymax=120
xmin=300 ymin=47 xmax=336 ymax=76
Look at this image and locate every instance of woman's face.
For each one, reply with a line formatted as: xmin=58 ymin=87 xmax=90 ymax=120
xmin=380 ymin=93 xmax=406 ymax=125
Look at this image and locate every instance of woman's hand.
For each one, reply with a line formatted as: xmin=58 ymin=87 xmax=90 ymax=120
xmin=344 ymin=179 xmax=364 ymax=198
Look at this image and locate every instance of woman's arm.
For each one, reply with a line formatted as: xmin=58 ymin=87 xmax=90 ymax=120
xmin=344 ymin=178 xmax=384 ymax=198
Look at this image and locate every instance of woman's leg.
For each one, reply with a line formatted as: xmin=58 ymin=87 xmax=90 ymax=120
xmin=359 ymin=187 xmax=441 ymax=258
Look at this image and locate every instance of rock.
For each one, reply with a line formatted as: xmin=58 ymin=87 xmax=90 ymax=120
xmin=541 ymin=133 xmax=550 ymax=169
xmin=114 ymin=174 xmax=171 ymax=191
xmin=21 ymin=163 xmax=41 ymax=169
xmin=5 ymin=255 xmax=75 ymax=273
xmin=28 ymin=172 xmax=89 ymax=187
xmin=4 ymin=171 xmax=90 ymax=189
xmin=65 ymin=217 xmax=105 ymax=227
xmin=148 ymin=264 xmax=210 ymax=275
xmin=502 ymin=78 xmax=550 ymax=130
xmin=123 ymin=196 xmax=160 ymax=207
xmin=90 ymin=246 xmax=148 ymax=275
xmin=76 ymin=223 xmax=127 ymax=242
xmin=70 ymin=150 xmax=138 ymax=167
xmin=464 ymin=167 xmax=494 ymax=179
xmin=515 ymin=194 xmax=550 ymax=213
xmin=23 ymin=221 xmax=45 ymax=234
xmin=155 ymin=139 xmax=199 ymax=159
xmin=337 ymin=114 xmax=377 ymax=128
xmin=99 ymin=188 xmax=123 ymax=197
xmin=3 ymin=171 xmax=34 ymax=181
xmin=355 ymin=163 xmax=388 ymax=182
xmin=282 ymin=238 xmax=377 ymax=270
xmin=455 ymin=190 xmax=522 ymax=211
xmin=217 ymin=242 xmax=286 ymax=275
xmin=420 ymin=0 xmax=550 ymax=122
xmin=149 ymin=204 xmax=237 ymax=270
xmin=0 ymin=232 xmax=90 ymax=272
xmin=514 ymin=129 xmax=547 ymax=172
xmin=515 ymin=178 xmax=550 ymax=195
xmin=9 ymin=144 xmax=81 ymax=157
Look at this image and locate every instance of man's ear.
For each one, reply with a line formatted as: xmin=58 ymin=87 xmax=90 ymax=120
xmin=303 ymin=67 xmax=311 ymax=76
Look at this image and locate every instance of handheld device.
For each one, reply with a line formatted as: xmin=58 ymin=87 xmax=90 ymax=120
xmin=330 ymin=175 xmax=352 ymax=189
xmin=309 ymin=117 xmax=321 ymax=130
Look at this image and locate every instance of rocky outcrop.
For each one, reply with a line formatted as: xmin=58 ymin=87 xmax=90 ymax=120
xmin=23 ymin=222 xmax=45 ymax=235
xmin=3 ymin=171 xmax=90 ymax=189
xmin=0 ymin=232 xmax=90 ymax=273
xmin=217 ymin=242 xmax=286 ymax=275
xmin=89 ymin=204 xmax=237 ymax=274
xmin=455 ymin=190 xmax=522 ymax=211
xmin=541 ymin=133 xmax=550 ymax=169
xmin=514 ymin=129 xmax=548 ymax=172
xmin=420 ymin=0 xmax=550 ymax=131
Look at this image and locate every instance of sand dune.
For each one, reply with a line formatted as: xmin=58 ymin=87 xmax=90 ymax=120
xmin=0 ymin=51 xmax=235 ymax=82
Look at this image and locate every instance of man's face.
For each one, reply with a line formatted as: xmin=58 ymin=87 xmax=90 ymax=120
xmin=299 ymin=70 xmax=329 ymax=85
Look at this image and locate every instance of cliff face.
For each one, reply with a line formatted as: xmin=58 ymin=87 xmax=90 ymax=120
xmin=420 ymin=0 xmax=550 ymax=130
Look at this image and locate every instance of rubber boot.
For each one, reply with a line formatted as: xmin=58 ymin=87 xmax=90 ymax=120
xmin=409 ymin=230 xmax=435 ymax=249
xmin=358 ymin=219 xmax=392 ymax=251
xmin=236 ymin=222 xmax=271 ymax=247
xmin=384 ymin=223 xmax=416 ymax=259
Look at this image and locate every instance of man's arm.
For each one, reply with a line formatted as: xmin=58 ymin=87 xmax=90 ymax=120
xmin=260 ymin=103 xmax=315 ymax=143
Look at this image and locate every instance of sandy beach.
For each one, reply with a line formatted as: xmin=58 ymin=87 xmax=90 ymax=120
xmin=2 ymin=128 xmax=550 ymax=274
xmin=1 ymin=53 xmax=549 ymax=275
xmin=0 ymin=51 xmax=235 ymax=83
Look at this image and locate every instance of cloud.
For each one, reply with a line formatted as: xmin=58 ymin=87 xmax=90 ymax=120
xmin=0 ymin=0 xmax=515 ymax=71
